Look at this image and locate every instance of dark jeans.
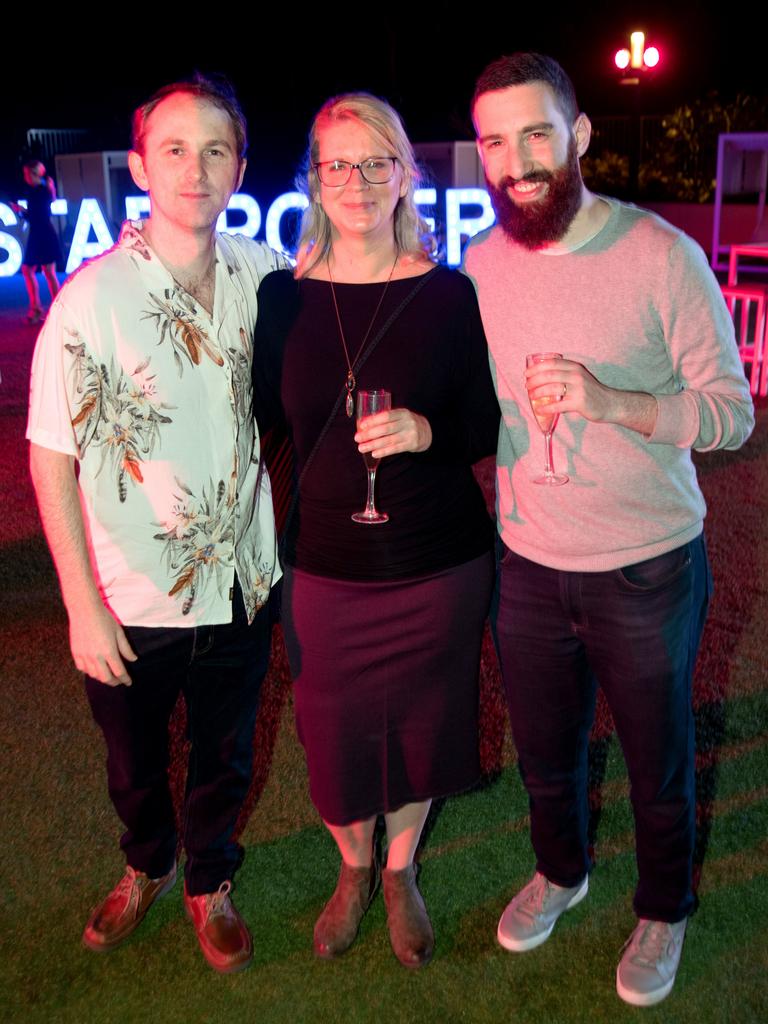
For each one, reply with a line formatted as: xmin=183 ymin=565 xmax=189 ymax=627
xmin=85 ymin=585 xmax=271 ymax=896
xmin=491 ymin=535 xmax=712 ymax=923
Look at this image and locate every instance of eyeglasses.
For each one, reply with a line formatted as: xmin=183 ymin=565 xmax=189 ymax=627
xmin=313 ymin=157 xmax=398 ymax=186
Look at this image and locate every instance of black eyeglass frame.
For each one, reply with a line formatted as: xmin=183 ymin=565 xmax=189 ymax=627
xmin=313 ymin=156 xmax=398 ymax=186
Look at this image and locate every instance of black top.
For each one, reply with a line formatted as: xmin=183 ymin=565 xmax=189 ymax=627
xmin=253 ymin=266 xmax=499 ymax=580
xmin=22 ymin=183 xmax=62 ymax=267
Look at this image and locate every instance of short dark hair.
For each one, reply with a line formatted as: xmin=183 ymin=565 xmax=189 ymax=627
xmin=472 ymin=52 xmax=579 ymax=125
xmin=131 ymin=73 xmax=247 ymax=161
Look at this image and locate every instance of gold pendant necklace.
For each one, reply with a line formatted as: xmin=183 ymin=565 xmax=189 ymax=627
xmin=328 ymin=254 xmax=398 ymax=417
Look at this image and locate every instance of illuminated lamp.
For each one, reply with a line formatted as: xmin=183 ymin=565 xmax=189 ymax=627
xmin=644 ymin=46 xmax=660 ymax=68
xmin=616 ymin=30 xmax=660 ymax=84
xmin=630 ymin=31 xmax=645 ymax=68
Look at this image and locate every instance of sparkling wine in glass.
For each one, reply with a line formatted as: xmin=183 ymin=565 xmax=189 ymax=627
xmin=352 ymin=388 xmax=391 ymax=523
xmin=526 ymin=353 xmax=569 ymax=486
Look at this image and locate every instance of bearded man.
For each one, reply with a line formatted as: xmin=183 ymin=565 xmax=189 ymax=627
xmin=464 ymin=52 xmax=754 ymax=1008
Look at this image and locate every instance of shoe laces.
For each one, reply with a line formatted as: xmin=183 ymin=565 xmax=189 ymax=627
xmin=627 ymin=920 xmax=675 ymax=967
xmin=519 ymin=873 xmax=552 ymax=919
xmin=115 ymin=866 xmax=138 ymax=893
xmin=112 ymin=866 xmax=148 ymax=911
xmin=203 ymin=881 xmax=234 ymax=923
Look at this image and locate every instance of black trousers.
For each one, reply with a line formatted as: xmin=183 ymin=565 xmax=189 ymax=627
xmin=85 ymin=587 xmax=271 ymax=896
xmin=491 ymin=536 xmax=711 ymax=922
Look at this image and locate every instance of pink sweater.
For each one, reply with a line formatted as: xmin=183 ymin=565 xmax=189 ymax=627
xmin=464 ymin=198 xmax=754 ymax=571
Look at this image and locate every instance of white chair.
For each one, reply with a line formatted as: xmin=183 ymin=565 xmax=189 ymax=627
xmin=721 ymin=282 xmax=768 ymax=396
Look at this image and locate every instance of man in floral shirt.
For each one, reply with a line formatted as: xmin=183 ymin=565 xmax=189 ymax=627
xmin=27 ymin=76 xmax=286 ymax=973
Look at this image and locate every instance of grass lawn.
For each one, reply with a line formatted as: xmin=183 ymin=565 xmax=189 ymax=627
xmin=1 ymin=289 xmax=766 ymax=1023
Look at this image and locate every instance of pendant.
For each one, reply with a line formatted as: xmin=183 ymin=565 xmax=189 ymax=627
xmin=346 ymin=389 xmax=354 ymax=418
xmin=345 ymin=371 xmax=356 ymax=418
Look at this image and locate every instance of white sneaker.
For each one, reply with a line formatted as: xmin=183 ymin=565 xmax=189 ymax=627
xmin=497 ymin=871 xmax=588 ymax=952
xmin=616 ymin=918 xmax=687 ymax=1007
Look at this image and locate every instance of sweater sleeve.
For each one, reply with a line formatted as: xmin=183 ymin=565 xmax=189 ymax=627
xmin=426 ymin=273 xmax=501 ymax=464
xmin=648 ymin=234 xmax=754 ymax=452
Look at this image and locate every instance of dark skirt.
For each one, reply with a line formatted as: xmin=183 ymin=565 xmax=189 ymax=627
xmin=282 ymin=551 xmax=494 ymax=825
xmin=23 ymin=223 xmax=62 ymax=267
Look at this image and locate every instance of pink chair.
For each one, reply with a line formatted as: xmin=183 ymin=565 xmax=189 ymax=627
xmin=720 ymin=282 xmax=768 ymax=396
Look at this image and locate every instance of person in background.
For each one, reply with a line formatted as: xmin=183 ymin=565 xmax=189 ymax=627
xmin=13 ymin=160 xmax=61 ymax=323
xmin=253 ymin=92 xmax=499 ymax=968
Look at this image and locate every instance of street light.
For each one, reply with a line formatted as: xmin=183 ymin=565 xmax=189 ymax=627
xmin=614 ymin=30 xmax=661 ymax=85
xmin=612 ymin=30 xmax=662 ymax=199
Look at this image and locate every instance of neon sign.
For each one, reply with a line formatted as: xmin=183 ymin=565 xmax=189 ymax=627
xmin=0 ymin=190 xmax=497 ymax=277
xmin=0 ymin=203 xmax=23 ymax=278
xmin=66 ymin=199 xmax=114 ymax=272
xmin=445 ymin=189 xmax=495 ymax=265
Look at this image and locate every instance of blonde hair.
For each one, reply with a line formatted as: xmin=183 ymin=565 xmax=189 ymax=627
xmin=295 ymin=93 xmax=434 ymax=277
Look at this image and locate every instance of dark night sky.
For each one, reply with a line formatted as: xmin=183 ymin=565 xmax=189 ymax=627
xmin=3 ymin=2 xmax=765 ymax=198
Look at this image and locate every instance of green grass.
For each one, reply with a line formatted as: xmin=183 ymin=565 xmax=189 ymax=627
xmin=2 ymin=665 xmax=767 ymax=1024
xmin=2 ymin=312 xmax=767 ymax=1023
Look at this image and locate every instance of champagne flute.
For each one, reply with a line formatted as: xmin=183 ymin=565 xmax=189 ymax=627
xmin=526 ymin=353 xmax=569 ymax=485
xmin=352 ymin=388 xmax=391 ymax=523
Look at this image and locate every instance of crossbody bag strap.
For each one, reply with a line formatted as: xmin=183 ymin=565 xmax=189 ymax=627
xmin=280 ymin=265 xmax=439 ymax=548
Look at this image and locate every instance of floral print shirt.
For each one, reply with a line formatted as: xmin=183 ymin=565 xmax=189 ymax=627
xmin=27 ymin=221 xmax=287 ymax=626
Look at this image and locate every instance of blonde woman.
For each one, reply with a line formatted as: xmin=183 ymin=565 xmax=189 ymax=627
xmin=254 ymin=94 xmax=499 ymax=968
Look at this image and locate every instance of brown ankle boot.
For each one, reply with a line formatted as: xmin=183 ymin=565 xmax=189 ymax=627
xmin=382 ymin=863 xmax=434 ymax=968
xmin=314 ymin=859 xmax=379 ymax=959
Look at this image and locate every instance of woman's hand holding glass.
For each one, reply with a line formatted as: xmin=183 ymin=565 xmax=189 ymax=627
xmin=354 ymin=408 xmax=432 ymax=459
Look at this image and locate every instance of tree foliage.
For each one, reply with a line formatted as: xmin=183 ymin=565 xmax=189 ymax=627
xmin=583 ymin=93 xmax=768 ymax=202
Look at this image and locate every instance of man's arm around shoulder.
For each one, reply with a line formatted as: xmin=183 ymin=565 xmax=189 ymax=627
xmin=29 ymin=444 xmax=136 ymax=686
xmin=221 ymin=234 xmax=292 ymax=286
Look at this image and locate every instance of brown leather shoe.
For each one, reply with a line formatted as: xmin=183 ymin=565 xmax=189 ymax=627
xmin=314 ymin=859 xmax=380 ymax=959
xmin=184 ymin=881 xmax=253 ymax=973
xmin=82 ymin=864 xmax=177 ymax=952
xmin=382 ymin=863 xmax=434 ymax=968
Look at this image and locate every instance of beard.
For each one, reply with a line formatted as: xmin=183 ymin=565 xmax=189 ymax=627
xmin=486 ymin=139 xmax=584 ymax=249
